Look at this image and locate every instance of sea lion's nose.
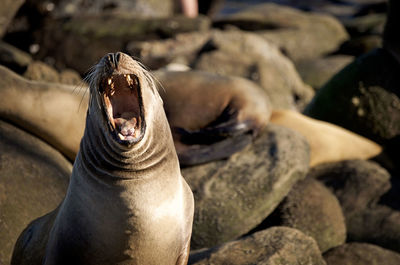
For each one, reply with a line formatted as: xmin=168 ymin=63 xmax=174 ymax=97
xmin=107 ymin=52 xmax=122 ymax=69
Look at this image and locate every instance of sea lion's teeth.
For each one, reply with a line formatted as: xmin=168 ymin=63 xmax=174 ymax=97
xmin=107 ymin=78 xmax=112 ymax=85
xmin=118 ymin=133 xmax=125 ymax=140
xmin=110 ymin=90 xmax=115 ymax=96
xmin=126 ymin=75 xmax=131 ymax=84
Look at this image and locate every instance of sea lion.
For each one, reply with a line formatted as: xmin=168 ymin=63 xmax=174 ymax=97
xmin=11 ymin=52 xmax=194 ymax=265
xmin=0 ymin=65 xmax=87 ymax=160
xmin=270 ymin=109 xmax=382 ymax=167
xmin=154 ymin=70 xmax=271 ymax=166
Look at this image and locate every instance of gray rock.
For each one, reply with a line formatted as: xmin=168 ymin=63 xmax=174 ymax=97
xmin=269 ymin=178 xmax=346 ymax=252
xmin=324 ymin=243 xmax=400 ymax=265
xmin=348 ymin=205 xmax=400 ymax=253
xmin=0 ymin=120 xmax=71 ymax=265
xmin=339 ymin=35 xmax=382 ymax=57
xmin=189 ymin=226 xmax=326 ymax=265
xmin=23 ymin=61 xmax=82 ymax=86
xmin=0 ymin=41 xmax=32 ymax=73
xmin=37 ymin=15 xmax=211 ymax=74
xmin=296 ymin=55 xmax=354 ymax=90
xmin=214 ymin=3 xmax=349 ymax=63
xmin=127 ymin=31 xmax=211 ymax=69
xmin=309 ymin=160 xmax=400 ymax=252
xmin=304 ymin=48 xmax=400 ymax=146
xmin=194 ymin=29 xmax=314 ymax=110
xmin=0 ymin=0 xmax=25 ymax=37
xmin=308 ymin=160 xmax=390 ymax=216
xmin=183 ymin=124 xmax=310 ymax=249
xmin=52 ymin=0 xmax=176 ymax=18
xmin=23 ymin=61 xmax=60 ymax=83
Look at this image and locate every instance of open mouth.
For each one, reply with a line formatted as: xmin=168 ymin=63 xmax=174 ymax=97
xmin=100 ymin=73 xmax=145 ymax=144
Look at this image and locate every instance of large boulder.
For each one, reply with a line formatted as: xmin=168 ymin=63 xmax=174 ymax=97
xmin=127 ymin=31 xmax=211 ymax=69
xmin=0 ymin=0 xmax=25 ymax=37
xmin=309 ymin=160 xmax=400 ymax=252
xmin=189 ymin=227 xmax=326 ymax=265
xmin=296 ymin=55 xmax=354 ymax=90
xmin=194 ymin=29 xmax=314 ymax=110
xmin=324 ymin=243 xmax=400 ymax=265
xmin=214 ymin=3 xmax=349 ymax=63
xmin=0 ymin=120 xmax=71 ymax=265
xmin=52 ymin=0 xmax=176 ymax=18
xmin=261 ymin=178 xmax=346 ymax=252
xmin=183 ymin=124 xmax=310 ymax=249
xmin=304 ymin=48 xmax=400 ymax=158
xmin=37 ymin=15 xmax=211 ymax=73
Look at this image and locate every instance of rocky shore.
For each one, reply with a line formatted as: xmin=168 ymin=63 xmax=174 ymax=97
xmin=0 ymin=0 xmax=399 ymax=264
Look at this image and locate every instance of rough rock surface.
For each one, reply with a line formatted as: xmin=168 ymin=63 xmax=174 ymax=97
xmin=52 ymin=0 xmax=176 ymax=18
xmin=264 ymin=178 xmax=346 ymax=252
xmin=296 ymin=55 xmax=354 ymax=90
xmin=127 ymin=31 xmax=211 ymax=69
xmin=194 ymin=29 xmax=314 ymax=110
xmin=0 ymin=120 xmax=71 ymax=265
xmin=324 ymin=243 xmax=400 ymax=265
xmin=183 ymin=124 xmax=310 ymax=249
xmin=309 ymin=160 xmax=400 ymax=252
xmin=0 ymin=0 xmax=25 ymax=37
xmin=23 ymin=61 xmax=82 ymax=86
xmin=214 ymin=3 xmax=349 ymax=62
xmin=37 ymin=15 xmax=211 ymax=73
xmin=189 ymin=227 xmax=326 ymax=265
xmin=304 ymin=48 xmax=400 ymax=146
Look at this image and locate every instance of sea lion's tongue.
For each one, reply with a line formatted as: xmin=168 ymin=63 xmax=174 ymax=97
xmin=103 ymin=74 xmax=141 ymax=141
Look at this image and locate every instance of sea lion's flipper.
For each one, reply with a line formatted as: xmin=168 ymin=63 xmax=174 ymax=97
xmin=177 ymin=133 xmax=252 ymax=166
xmin=175 ymin=104 xmax=254 ymax=145
xmin=11 ymin=210 xmax=57 ymax=265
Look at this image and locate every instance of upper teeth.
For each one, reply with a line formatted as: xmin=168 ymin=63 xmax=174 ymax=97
xmin=108 ymin=78 xmax=112 ymax=85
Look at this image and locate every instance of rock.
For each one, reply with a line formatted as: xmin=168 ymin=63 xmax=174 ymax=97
xmin=0 ymin=120 xmax=71 ymax=265
xmin=214 ymin=3 xmax=349 ymax=63
xmin=0 ymin=41 xmax=32 ymax=73
xmin=183 ymin=124 xmax=310 ymax=249
xmin=23 ymin=61 xmax=60 ymax=83
xmin=189 ymin=227 xmax=326 ymax=265
xmin=127 ymin=31 xmax=211 ymax=69
xmin=296 ymin=55 xmax=354 ymax=90
xmin=342 ymin=13 xmax=386 ymax=37
xmin=304 ymin=48 xmax=400 ymax=147
xmin=260 ymin=178 xmax=346 ymax=252
xmin=37 ymin=15 xmax=211 ymax=74
xmin=52 ymin=0 xmax=176 ymax=18
xmin=0 ymin=0 xmax=25 ymax=37
xmin=194 ymin=29 xmax=314 ymax=110
xmin=308 ymin=160 xmax=391 ymax=214
xmin=309 ymin=160 xmax=400 ymax=252
xmin=59 ymin=69 xmax=82 ymax=86
xmin=23 ymin=60 xmax=82 ymax=86
xmin=324 ymin=243 xmax=400 ymax=265
xmin=339 ymin=35 xmax=382 ymax=56
xmin=348 ymin=205 xmax=400 ymax=253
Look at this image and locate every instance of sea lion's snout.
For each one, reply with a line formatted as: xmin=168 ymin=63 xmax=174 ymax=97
xmin=96 ymin=52 xmax=146 ymax=145
xmin=106 ymin=52 xmax=122 ymax=70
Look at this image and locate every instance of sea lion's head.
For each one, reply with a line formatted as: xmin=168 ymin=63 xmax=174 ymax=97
xmin=87 ymin=52 xmax=161 ymax=148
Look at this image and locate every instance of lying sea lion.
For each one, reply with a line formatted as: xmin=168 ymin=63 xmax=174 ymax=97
xmin=154 ymin=70 xmax=271 ymax=166
xmin=0 ymin=65 xmax=86 ymax=160
xmin=11 ymin=52 xmax=194 ymax=265
xmin=270 ymin=109 xmax=382 ymax=166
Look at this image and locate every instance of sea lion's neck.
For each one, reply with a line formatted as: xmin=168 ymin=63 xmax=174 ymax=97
xmin=76 ymin=107 xmax=180 ymax=181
